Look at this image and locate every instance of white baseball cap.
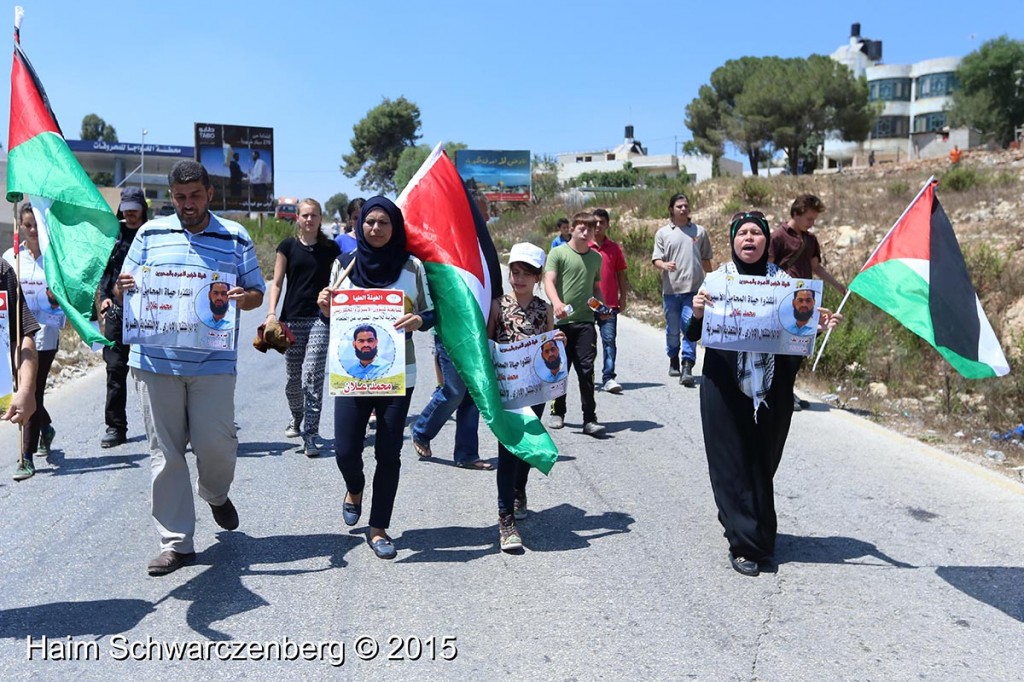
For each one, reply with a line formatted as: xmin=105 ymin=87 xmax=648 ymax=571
xmin=508 ymin=242 xmax=546 ymax=269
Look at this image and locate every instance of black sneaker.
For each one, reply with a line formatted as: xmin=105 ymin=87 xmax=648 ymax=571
xmin=679 ymin=360 xmax=695 ymax=387
xmin=209 ymin=498 xmax=239 ymax=530
xmin=101 ymin=428 xmax=127 ymax=448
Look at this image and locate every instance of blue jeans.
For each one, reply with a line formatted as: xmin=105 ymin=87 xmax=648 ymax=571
xmin=596 ymin=311 xmax=618 ymax=383
xmin=411 ymin=337 xmax=480 ymax=464
xmin=663 ymin=292 xmax=696 ymax=363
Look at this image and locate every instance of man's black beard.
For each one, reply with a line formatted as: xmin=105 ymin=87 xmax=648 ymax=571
xmin=210 ymin=300 xmax=229 ymax=316
xmin=355 ymin=347 xmax=378 ymax=362
xmin=544 ymin=354 xmax=561 ymax=372
xmin=794 ymin=307 xmax=814 ymax=323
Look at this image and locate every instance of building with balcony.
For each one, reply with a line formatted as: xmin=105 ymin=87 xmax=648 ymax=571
xmin=824 ymin=24 xmax=979 ymax=168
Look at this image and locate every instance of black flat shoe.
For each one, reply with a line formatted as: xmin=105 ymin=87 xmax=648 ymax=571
xmin=729 ymin=553 xmax=760 ymax=576
xmin=342 ymin=501 xmax=361 ymax=527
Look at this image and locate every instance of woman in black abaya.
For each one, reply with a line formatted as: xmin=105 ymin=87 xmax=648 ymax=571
xmin=687 ymin=211 xmax=840 ymax=577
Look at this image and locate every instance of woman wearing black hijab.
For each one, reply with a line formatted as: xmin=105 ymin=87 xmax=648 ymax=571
xmin=686 ymin=212 xmax=840 ymax=577
xmin=317 ymin=196 xmax=433 ymax=559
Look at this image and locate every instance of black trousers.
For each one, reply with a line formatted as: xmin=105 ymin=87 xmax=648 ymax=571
xmin=103 ymin=313 xmax=130 ymax=433
xmin=551 ymin=322 xmax=597 ymax=423
xmin=334 ymin=389 xmax=414 ymax=530
xmin=23 ymin=349 xmax=56 ymax=455
xmin=496 ymin=403 xmax=542 ymax=514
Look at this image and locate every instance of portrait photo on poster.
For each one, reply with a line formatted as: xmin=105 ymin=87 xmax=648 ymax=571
xmin=338 ymin=322 xmax=397 ymax=381
xmin=195 ymin=279 xmax=236 ymax=331
xmin=534 ymin=337 xmax=568 ymax=383
xmin=778 ymin=287 xmax=820 ymax=337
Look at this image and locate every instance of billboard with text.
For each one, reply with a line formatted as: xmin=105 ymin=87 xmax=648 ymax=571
xmin=455 ymin=149 xmax=531 ymax=202
xmin=194 ymin=123 xmax=274 ymax=212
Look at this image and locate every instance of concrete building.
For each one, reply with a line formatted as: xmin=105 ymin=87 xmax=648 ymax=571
xmin=824 ymin=23 xmax=978 ymax=168
xmin=557 ymin=126 xmax=741 ymax=185
xmin=66 ymin=139 xmax=193 ymax=207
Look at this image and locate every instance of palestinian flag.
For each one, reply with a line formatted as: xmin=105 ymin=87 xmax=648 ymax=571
xmin=849 ymin=178 xmax=1009 ymax=379
xmin=6 ymin=9 xmax=118 ymax=348
xmin=398 ymin=143 xmax=558 ymax=473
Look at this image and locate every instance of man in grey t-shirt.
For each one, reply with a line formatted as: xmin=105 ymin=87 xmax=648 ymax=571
xmin=651 ymin=193 xmax=713 ymax=386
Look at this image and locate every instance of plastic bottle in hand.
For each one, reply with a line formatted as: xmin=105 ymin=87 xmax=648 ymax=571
xmin=588 ymin=297 xmax=613 ymax=315
xmin=556 ymin=303 xmax=574 ymax=320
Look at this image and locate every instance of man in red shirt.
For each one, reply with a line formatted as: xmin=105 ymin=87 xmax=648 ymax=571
xmin=768 ymin=194 xmax=846 ymax=410
xmin=591 ymin=208 xmax=629 ymax=394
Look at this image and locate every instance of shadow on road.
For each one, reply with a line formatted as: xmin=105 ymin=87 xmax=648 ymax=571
xmin=0 ymin=599 xmax=156 ymax=640
xmin=600 ymin=420 xmax=663 ymax=435
xmin=237 ymin=441 xmax=298 ymax=458
xmin=615 ymin=382 xmax=664 ymax=391
xmin=40 ymin=449 xmax=147 ymax=476
xmin=394 ymin=503 xmax=634 ymax=563
xmin=935 ymin=566 xmax=1024 ymax=623
xmin=775 ymin=533 xmax=915 ymax=568
xmin=164 ymin=531 xmax=362 ymax=640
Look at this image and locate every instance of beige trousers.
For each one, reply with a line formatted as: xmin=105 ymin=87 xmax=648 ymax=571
xmin=134 ymin=369 xmax=238 ymax=553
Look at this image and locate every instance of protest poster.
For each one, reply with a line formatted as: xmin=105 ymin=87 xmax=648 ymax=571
xmin=701 ymin=271 xmax=823 ymax=356
xmin=0 ymin=292 xmax=11 ymax=411
xmin=122 ymin=266 xmax=237 ymax=350
xmin=328 ymin=289 xmax=406 ymax=397
xmin=18 ymin=267 xmax=64 ymax=329
xmin=490 ymin=330 xmax=568 ymax=409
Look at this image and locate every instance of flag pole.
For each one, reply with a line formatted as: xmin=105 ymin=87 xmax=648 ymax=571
xmin=811 ymin=176 xmax=936 ymax=372
xmin=11 ymin=203 xmax=25 ymax=469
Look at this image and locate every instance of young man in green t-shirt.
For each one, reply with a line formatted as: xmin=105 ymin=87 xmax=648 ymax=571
xmin=544 ymin=211 xmax=606 ymax=436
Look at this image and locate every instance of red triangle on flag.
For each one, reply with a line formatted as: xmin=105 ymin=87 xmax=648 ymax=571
xmin=9 ymin=47 xmax=61 ymax=151
xmin=860 ymin=181 xmax=935 ymax=272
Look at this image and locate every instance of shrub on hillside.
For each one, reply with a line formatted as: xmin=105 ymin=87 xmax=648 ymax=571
xmin=886 ymin=180 xmax=910 ymax=198
xmin=734 ymin=177 xmax=772 ymax=205
xmin=941 ymin=166 xmax=979 ymax=192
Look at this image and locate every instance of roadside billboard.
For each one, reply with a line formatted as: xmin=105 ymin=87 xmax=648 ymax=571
xmin=455 ymin=149 xmax=531 ymax=202
xmin=194 ymin=123 xmax=274 ymax=212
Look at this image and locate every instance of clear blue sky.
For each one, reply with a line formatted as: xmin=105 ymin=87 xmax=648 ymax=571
xmin=5 ymin=0 xmax=1019 ymax=209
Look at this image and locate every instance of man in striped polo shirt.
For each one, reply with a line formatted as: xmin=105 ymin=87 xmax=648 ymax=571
xmin=115 ymin=161 xmax=265 ymax=576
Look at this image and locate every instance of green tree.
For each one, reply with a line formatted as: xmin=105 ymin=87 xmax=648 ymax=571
xmin=80 ymin=113 xmax=118 ymax=185
xmin=948 ymin=36 xmax=1024 ymax=147
xmin=393 ymin=141 xmax=467 ymax=195
xmin=324 ymin=192 xmax=350 ymax=220
xmin=342 ymin=97 xmax=422 ymax=194
xmin=80 ymin=113 xmax=118 ymax=142
xmin=686 ymin=56 xmax=875 ymax=175
xmin=531 ymin=153 xmax=560 ymax=203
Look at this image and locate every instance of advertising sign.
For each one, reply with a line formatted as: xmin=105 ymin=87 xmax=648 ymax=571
xmin=194 ymin=123 xmax=274 ymax=212
xmin=455 ymin=150 xmax=531 ymax=202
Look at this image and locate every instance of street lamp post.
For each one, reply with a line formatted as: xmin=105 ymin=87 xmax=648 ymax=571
xmin=141 ymin=128 xmax=148 ymax=194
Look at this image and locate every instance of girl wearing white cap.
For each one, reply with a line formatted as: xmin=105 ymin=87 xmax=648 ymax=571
xmin=486 ymin=242 xmax=564 ymax=552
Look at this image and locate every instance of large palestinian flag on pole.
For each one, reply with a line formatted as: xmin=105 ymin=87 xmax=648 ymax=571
xmin=6 ymin=8 xmax=118 ymax=348
xmin=398 ymin=143 xmax=558 ymax=473
xmin=849 ymin=177 xmax=1009 ymax=379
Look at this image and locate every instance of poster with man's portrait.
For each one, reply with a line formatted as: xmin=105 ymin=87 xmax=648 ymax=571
xmin=328 ymin=289 xmax=406 ymax=397
xmin=701 ymin=272 xmax=823 ymax=356
xmin=0 ymin=292 xmax=12 ymax=412
xmin=123 ymin=266 xmax=237 ymax=350
xmin=18 ymin=272 xmax=64 ymax=329
xmin=490 ymin=330 xmax=568 ymax=409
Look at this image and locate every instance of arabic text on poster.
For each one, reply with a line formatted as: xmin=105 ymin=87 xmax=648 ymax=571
xmin=328 ymin=289 xmax=406 ymax=397
xmin=0 ymin=292 xmax=12 ymax=411
xmin=701 ymin=272 xmax=823 ymax=356
xmin=123 ymin=266 xmax=237 ymax=351
xmin=490 ymin=330 xmax=568 ymax=409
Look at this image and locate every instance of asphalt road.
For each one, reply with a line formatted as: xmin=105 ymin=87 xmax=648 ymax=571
xmin=1 ymin=302 xmax=1023 ymax=681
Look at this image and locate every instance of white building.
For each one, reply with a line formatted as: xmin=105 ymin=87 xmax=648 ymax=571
xmin=557 ymin=126 xmax=741 ymax=185
xmin=824 ymin=24 xmax=979 ymax=168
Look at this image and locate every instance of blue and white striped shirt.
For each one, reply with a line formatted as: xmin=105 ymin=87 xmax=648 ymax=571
xmin=123 ymin=213 xmax=265 ymax=376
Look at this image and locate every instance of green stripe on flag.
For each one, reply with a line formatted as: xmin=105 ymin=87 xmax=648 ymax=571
xmin=8 ymin=132 xmax=119 ymax=348
xmin=425 ymin=261 xmax=558 ymax=474
xmin=850 ymin=259 xmax=997 ymax=379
